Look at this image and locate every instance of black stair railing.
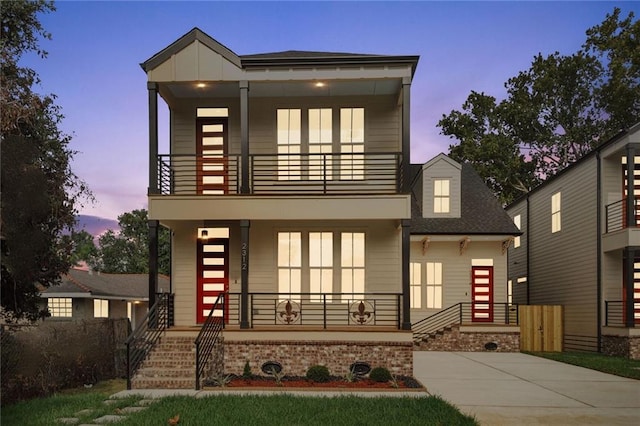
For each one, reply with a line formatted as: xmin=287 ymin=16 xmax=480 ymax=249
xmin=125 ymin=293 xmax=172 ymax=389
xmin=195 ymin=293 xmax=225 ymax=390
xmin=412 ymin=303 xmax=462 ymax=343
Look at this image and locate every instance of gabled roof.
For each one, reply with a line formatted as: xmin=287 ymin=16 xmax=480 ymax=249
xmin=141 ymin=27 xmax=419 ymax=76
xmin=410 ymin=162 xmax=521 ymax=235
xmin=41 ymin=269 xmax=170 ymax=300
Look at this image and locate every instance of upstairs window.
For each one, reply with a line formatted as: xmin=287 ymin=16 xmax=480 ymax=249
xmin=277 ymin=109 xmax=301 ymax=180
xmin=551 ymin=192 xmax=561 ymax=233
xmin=49 ymin=298 xmax=72 ymax=318
xmin=513 ymin=215 xmax=521 ymax=248
xmin=434 ymin=179 xmax=450 ymax=213
xmin=309 ymin=109 xmax=333 ymax=180
xmin=340 ymin=108 xmax=364 ymax=180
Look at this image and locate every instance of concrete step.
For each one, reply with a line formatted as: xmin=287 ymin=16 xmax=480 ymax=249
xmin=131 ymin=377 xmax=195 ymax=390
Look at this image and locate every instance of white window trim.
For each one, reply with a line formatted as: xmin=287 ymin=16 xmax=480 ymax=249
xmin=93 ymin=299 xmax=109 ymax=318
xmin=278 ymin=232 xmax=302 ymax=302
xmin=410 ymin=262 xmax=422 ymax=309
xmin=433 ymin=179 xmax=450 ymax=213
xmin=426 ymin=262 xmax=443 ymax=309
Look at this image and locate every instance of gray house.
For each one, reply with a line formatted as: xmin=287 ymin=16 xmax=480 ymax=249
xmin=507 ymin=123 xmax=640 ymax=359
xmin=40 ymin=269 xmax=170 ymax=329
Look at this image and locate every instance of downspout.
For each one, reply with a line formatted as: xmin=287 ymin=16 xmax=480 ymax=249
xmin=526 ymin=194 xmax=530 ymax=305
xmin=596 ymin=152 xmax=602 ymax=352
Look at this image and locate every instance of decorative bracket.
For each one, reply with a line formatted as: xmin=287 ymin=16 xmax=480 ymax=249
xmin=459 ymin=237 xmax=471 ymax=255
xmin=502 ymin=237 xmax=514 ymax=255
xmin=421 ymin=237 xmax=430 ymax=255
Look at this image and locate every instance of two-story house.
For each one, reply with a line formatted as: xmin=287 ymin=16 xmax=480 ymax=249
xmin=507 ymin=122 xmax=640 ymax=359
xmin=131 ymin=28 xmax=419 ymax=389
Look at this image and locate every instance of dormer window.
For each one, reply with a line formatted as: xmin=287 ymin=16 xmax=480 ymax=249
xmin=434 ymin=179 xmax=450 ymax=213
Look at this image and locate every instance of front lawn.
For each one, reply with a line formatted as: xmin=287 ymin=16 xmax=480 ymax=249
xmin=527 ymin=351 xmax=640 ymax=380
xmin=2 ymin=382 xmax=477 ymax=426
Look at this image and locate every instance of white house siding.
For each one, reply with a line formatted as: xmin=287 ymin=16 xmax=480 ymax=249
xmin=527 ymin=157 xmax=599 ymax=348
xmin=507 ymin=199 xmax=528 ymax=304
xmin=409 ymin=240 xmax=508 ymax=323
xmin=169 ymin=219 xmax=400 ymax=327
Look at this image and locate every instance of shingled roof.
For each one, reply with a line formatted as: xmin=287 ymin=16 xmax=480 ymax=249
xmin=41 ymin=269 xmax=170 ymax=300
xmin=410 ymin=162 xmax=521 ymax=235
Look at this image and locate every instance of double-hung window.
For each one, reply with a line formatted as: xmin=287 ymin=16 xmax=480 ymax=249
xmin=434 ymin=179 xmax=450 ymax=213
xmin=410 ymin=262 xmax=422 ymax=309
xmin=308 ymin=108 xmax=333 ymax=180
xmin=309 ymin=232 xmax=333 ymax=302
xmin=340 ymin=108 xmax=364 ymax=180
xmin=513 ymin=215 xmax=521 ymax=248
xmin=277 ymin=109 xmax=301 ymax=180
xmin=551 ymin=192 xmax=561 ymax=233
xmin=278 ymin=232 xmax=302 ymax=302
xmin=94 ymin=299 xmax=109 ymax=318
xmin=341 ymin=232 xmax=365 ymax=302
xmin=426 ymin=262 xmax=443 ymax=309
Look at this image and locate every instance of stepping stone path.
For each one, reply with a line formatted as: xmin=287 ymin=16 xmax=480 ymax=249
xmin=55 ymin=398 xmax=154 ymax=425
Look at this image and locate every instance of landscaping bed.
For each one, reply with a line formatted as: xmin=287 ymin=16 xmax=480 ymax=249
xmin=204 ymin=374 xmax=425 ymax=390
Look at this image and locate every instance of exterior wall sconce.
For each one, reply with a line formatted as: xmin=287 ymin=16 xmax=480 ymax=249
xmin=199 ymin=229 xmax=209 ymax=242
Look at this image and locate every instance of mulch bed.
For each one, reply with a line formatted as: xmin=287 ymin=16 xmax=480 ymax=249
xmin=204 ymin=375 xmax=425 ymax=390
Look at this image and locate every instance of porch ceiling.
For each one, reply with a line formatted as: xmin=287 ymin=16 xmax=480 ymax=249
xmin=161 ymin=79 xmax=401 ymax=99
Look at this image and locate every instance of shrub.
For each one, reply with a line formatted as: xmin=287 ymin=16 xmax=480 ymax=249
xmin=306 ymin=365 xmax=331 ymax=383
xmin=242 ymin=360 xmax=252 ymax=379
xmin=369 ymin=367 xmax=392 ymax=383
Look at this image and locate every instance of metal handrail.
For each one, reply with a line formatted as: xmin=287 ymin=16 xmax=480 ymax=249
xmin=604 ymin=300 xmax=625 ymax=327
xmin=605 ymin=197 xmax=640 ymax=233
xmin=194 ymin=293 xmax=225 ymax=390
xmin=412 ymin=302 xmax=519 ymax=343
xmin=125 ymin=293 xmax=171 ymax=390
xmin=155 ymin=152 xmax=402 ymax=195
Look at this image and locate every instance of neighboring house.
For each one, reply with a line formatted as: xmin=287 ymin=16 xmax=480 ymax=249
xmin=507 ymin=122 xmax=640 ymax=359
xmin=40 ymin=268 xmax=170 ymax=329
xmin=136 ymin=28 xmax=419 ymax=388
xmin=409 ymin=154 xmax=522 ymax=350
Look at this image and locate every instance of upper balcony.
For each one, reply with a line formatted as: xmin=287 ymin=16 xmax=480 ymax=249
xmin=156 ymin=151 xmax=402 ymax=195
xmin=603 ymin=196 xmax=640 ymax=252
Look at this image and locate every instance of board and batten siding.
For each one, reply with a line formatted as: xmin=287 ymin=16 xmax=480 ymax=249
xmin=169 ymin=219 xmax=401 ymax=327
xmin=527 ymin=156 xmax=599 ymax=342
xmin=169 ymin=95 xmax=400 ymax=156
xmin=409 ymin=240 xmax=508 ymax=323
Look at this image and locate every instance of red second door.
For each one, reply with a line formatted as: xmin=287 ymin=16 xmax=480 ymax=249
xmin=471 ymin=266 xmax=494 ymax=322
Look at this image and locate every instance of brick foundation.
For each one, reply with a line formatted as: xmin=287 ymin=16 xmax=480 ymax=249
xmin=416 ymin=326 xmax=520 ymax=352
xmin=602 ymin=335 xmax=640 ymax=360
xmin=223 ymin=340 xmax=413 ymax=377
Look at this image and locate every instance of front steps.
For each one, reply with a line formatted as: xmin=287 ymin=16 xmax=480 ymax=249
xmin=131 ymin=336 xmax=197 ymax=389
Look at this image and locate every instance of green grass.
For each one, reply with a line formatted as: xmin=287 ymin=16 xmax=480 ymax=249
xmin=2 ymin=381 xmax=477 ymax=426
xmin=527 ymin=351 xmax=640 ymax=380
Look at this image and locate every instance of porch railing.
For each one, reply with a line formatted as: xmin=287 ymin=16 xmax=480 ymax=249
xmin=125 ymin=293 xmax=172 ymax=390
xmin=156 ymin=152 xmax=402 ymax=195
xmin=412 ymin=303 xmax=519 ymax=343
xmin=224 ymin=292 xmax=402 ymax=328
xmin=605 ymin=197 xmax=640 ymax=233
xmin=194 ymin=293 xmax=225 ymax=390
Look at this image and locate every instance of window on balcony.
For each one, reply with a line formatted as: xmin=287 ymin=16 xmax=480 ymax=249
xmin=434 ymin=179 xmax=450 ymax=213
xmin=341 ymin=232 xmax=365 ymax=302
xmin=340 ymin=108 xmax=364 ymax=180
xmin=426 ymin=262 xmax=442 ymax=309
xmin=48 ymin=298 xmax=72 ymax=318
xmin=277 ymin=109 xmax=301 ymax=181
xmin=278 ymin=232 xmax=302 ymax=302
xmin=309 ymin=232 xmax=333 ymax=302
xmin=309 ymin=108 xmax=333 ymax=180
xmin=551 ymin=192 xmax=561 ymax=233
xmin=410 ymin=262 xmax=422 ymax=309
xmin=93 ymin=299 xmax=109 ymax=318
xmin=513 ymin=215 xmax=521 ymax=248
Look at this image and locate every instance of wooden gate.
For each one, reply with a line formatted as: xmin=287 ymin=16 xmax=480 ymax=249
xmin=519 ymin=305 xmax=563 ymax=352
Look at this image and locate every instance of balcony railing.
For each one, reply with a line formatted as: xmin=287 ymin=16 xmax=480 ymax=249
xmin=156 ymin=152 xmax=403 ymax=196
xmin=605 ymin=197 xmax=640 ymax=233
xmin=221 ymin=292 xmax=402 ymax=328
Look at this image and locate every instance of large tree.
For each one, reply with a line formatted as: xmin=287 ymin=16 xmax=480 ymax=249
xmin=95 ymin=209 xmax=170 ymax=275
xmin=1 ymin=1 xmax=90 ymax=321
xmin=439 ymin=7 xmax=640 ymax=204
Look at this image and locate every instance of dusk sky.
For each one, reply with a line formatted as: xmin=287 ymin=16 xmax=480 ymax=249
xmin=23 ymin=1 xmax=638 ymax=223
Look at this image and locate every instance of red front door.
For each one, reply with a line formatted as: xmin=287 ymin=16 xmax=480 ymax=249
xmin=197 ymin=229 xmax=229 ymax=324
xmin=623 ymin=257 xmax=640 ymax=325
xmin=471 ymin=266 xmax=494 ymax=322
xmin=196 ymin=118 xmax=228 ymax=194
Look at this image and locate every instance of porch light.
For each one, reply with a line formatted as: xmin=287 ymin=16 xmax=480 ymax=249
xmin=199 ymin=229 xmax=209 ymax=241
xmin=196 ymin=82 xmax=206 ymax=88
xmin=314 ymin=81 xmax=325 ymax=87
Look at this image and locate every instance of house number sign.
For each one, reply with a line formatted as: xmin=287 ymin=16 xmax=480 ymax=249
xmin=241 ymin=242 xmax=248 ymax=271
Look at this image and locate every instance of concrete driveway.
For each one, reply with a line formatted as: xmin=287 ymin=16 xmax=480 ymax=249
xmin=414 ymin=352 xmax=640 ymax=425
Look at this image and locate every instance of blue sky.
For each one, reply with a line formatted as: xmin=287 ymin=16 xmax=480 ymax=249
xmin=24 ymin=1 xmax=638 ymax=221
